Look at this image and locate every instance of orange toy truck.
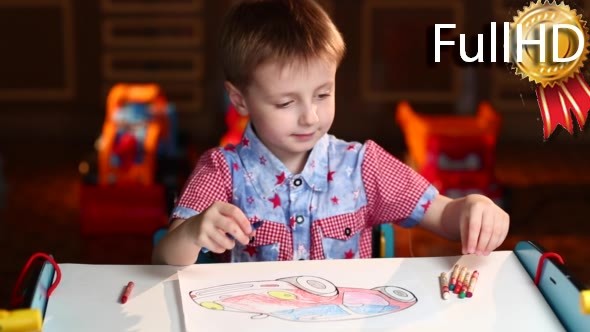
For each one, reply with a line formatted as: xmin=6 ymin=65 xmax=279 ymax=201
xmin=396 ymin=101 xmax=502 ymax=204
xmin=79 ymin=83 xmax=181 ymax=235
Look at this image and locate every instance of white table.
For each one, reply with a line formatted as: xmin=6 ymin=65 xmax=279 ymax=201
xmin=43 ymin=251 xmax=565 ymax=332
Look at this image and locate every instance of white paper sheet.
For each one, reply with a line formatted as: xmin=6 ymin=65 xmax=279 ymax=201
xmin=178 ymin=251 xmax=565 ymax=332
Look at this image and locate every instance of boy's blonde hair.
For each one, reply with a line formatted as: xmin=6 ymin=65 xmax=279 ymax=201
xmin=220 ymin=0 xmax=346 ymax=90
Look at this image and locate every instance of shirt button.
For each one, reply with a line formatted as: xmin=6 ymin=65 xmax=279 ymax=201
xmin=296 ymin=215 xmax=304 ymax=224
xmin=344 ymin=227 xmax=352 ymax=236
xmin=293 ymin=178 xmax=303 ymax=187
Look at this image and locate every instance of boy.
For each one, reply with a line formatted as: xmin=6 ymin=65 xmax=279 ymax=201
xmin=152 ymin=0 xmax=509 ymax=265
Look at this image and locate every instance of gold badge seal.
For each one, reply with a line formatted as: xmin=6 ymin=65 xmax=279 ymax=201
xmin=510 ymin=1 xmax=590 ymax=139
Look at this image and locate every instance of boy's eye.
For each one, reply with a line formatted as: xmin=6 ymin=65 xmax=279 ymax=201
xmin=276 ymin=101 xmax=293 ymax=108
xmin=318 ymin=93 xmax=331 ymax=99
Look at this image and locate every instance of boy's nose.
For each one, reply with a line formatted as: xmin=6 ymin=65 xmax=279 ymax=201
xmin=299 ymin=104 xmax=319 ymax=126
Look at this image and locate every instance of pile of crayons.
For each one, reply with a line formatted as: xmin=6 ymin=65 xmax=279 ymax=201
xmin=439 ymin=264 xmax=478 ymax=300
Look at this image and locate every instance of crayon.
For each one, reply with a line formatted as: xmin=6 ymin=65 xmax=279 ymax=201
xmin=439 ymin=272 xmax=450 ymax=300
xmin=467 ymin=270 xmax=479 ymax=298
xmin=459 ymin=271 xmax=471 ymax=299
xmin=449 ymin=265 xmax=460 ymax=291
xmin=121 ymin=281 xmax=135 ymax=304
xmin=454 ymin=267 xmax=467 ymax=294
xmin=202 ymin=221 xmax=263 ymax=253
xmin=582 ymin=290 xmax=590 ymax=314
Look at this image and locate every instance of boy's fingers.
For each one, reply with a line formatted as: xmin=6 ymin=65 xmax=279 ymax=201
xmin=485 ymin=213 xmax=504 ymax=254
xmin=490 ymin=214 xmax=507 ymax=253
xmin=226 ymin=226 xmax=251 ymax=246
xmin=460 ymin=213 xmax=470 ymax=254
xmin=204 ymin=235 xmax=228 ymax=254
xmin=494 ymin=214 xmax=510 ymax=249
xmin=216 ymin=216 xmax=250 ymax=246
xmin=466 ymin=207 xmax=483 ymax=255
xmin=210 ymin=228 xmax=236 ymax=251
xmin=476 ymin=210 xmax=494 ymax=254
xmin=217 ymin=202 xmax=252 ymax=234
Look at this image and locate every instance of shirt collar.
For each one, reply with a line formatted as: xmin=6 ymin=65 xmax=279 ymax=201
xmin=238 ymin=123 xmax=329 ymax=197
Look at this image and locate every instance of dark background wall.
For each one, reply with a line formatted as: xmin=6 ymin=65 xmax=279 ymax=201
xmin=1 ymin=0 xmax=588 ymax=152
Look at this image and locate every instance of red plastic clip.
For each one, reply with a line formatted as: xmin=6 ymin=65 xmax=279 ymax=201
xmin=10 ymin=252 xmax=62 ymax=308
xmin=534 ymin=252 xmax=564 ymax=286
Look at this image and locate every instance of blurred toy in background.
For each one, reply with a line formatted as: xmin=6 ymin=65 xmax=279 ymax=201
xmin=109 ymin=103 xmax=148 ymax=172
xmin=219 ymin=103 xmax=249 ymax=147
xmin=79 ymin=83 xmax=187 ymax=236
xmin=396 ymin=101 xmax=503 ymax=205
xmin=96 ymin=84 xmax=178 ymax=185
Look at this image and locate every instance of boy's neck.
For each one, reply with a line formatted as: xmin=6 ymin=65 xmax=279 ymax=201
xmin=282 ymin=151 xmax=312 ymax=175
xmin=250 ymin=124 xmax=311 ymax=174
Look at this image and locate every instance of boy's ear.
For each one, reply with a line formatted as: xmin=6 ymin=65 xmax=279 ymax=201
xmin=225 ymin=81 xmax=249 ymax=116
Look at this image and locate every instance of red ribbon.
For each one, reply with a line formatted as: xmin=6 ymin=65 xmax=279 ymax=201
xmin=535 ymin=73 xmax=590 ymax=140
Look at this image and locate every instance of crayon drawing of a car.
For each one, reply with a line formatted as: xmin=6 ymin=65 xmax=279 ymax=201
xmin=189 ymin=276 xmax=417 ymax=322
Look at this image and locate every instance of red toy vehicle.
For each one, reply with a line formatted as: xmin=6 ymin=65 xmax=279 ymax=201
xmin=79 ymin=83 xmax=185 ymax=235
xmin=396 ymin=101 xmax=502 ymax=205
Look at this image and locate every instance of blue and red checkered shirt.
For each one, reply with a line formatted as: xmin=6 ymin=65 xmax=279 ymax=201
xmin=172 ymin=124 xmax=438 ymax=262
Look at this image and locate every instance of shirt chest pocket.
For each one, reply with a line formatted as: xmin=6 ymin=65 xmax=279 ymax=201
xmin=319 ymin=212 xmax=367 ymax=260
xmin=232 ymin=221 xmax=291 ymax=262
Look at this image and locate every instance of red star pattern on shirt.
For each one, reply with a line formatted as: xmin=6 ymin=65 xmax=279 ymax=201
xmin=241 ymin=137 xmax=250 ymax=147
xmin=331 ymin=196 xmax=339 ymax=205
xmin=276 ymin=172 xmax=286 ymax=185
xmin=232 ymin=162 xmax=240 ymax=171
xmin=344 ymin=249 xmax=355 ymax=259
xmin=246 ymin=196 xmax=254 ymax=205
xmin=224 ymin=145 xmax=236 ymax=152
xmin=268 ymin=194 xmax=281 ymax=208
xmin=259 ymin=156 xmax=267 ymax=165
xmin=347 ymin=144 xmax=355 ymax=151
xmin=244 ymin=245 xmax=257 ymax=257
xmin=327 ymin=170 xmax=335 ymax=182
xmin=289 ymin=216 xmax=296 ymax=229
xmin=421 ymin=200 xmax=431 ymax=212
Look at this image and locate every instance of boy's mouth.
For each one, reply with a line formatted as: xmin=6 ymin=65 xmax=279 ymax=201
xmin=292 ymin=133 xmax=315 ymax=140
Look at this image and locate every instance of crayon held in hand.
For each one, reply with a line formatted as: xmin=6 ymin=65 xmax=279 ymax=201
xmin=202 ymin=221 xmax=263 ymax=253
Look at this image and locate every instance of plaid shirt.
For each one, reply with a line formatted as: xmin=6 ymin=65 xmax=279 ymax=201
xmin=172 ymin=124 xmax=437 ymax=262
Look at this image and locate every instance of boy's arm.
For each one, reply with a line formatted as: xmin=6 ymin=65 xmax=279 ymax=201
xmin=152 ymin=202 xmax=253 ymax=265
xmin=151 ymin=148 xmax=238 ymax=265
xmin=419 ymin=194 xmax=510 ymax=255
xmin=152 ymin=218 xmax=201 ymax=265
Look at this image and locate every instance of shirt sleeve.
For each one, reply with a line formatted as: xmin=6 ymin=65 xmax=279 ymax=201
xmin=361 ymin=140 xmax=438 ymax=227
xmin=170 ymin=148 xmax=233 ymax=220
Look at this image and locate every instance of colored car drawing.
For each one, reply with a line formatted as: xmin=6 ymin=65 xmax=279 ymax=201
xmin=189 ymin=276 xmax=417 ymax=322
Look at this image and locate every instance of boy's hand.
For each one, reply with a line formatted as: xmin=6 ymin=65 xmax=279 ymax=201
xmin=459 ymin=194 xmax=509 ymax=256
xmin=187 ymin=201 xmax=253 ymax=253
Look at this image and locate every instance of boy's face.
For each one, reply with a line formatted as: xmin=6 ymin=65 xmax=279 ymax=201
xmin=228 ymin=58 xmax=337 ymax=167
